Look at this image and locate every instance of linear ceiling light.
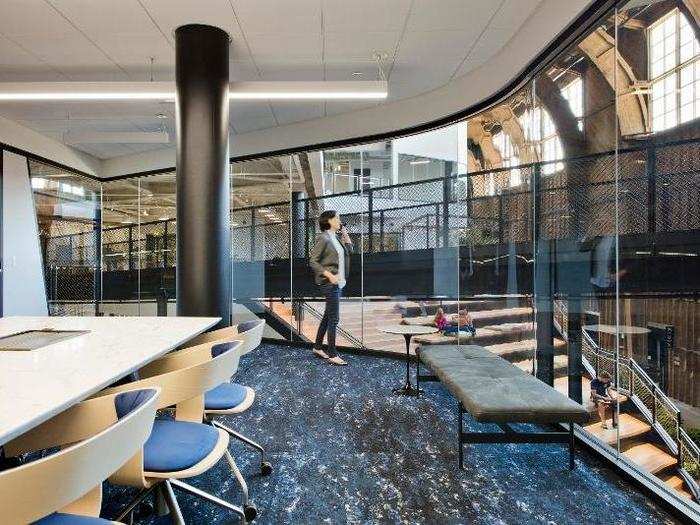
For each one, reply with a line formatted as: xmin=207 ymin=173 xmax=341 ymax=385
xmin=0 ymin=82 xmax=175 ymax=101
xmin=0 ymin=81 xmax=388 ymax=101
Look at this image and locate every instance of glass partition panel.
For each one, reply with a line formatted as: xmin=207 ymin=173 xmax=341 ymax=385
xmin=300 ymin=161 xmax=365 ymax=352
xmin=461 ymin=87 xmax=536 ymax=371
xmin=135 ymin=172 xmax=176 ymax=315
xmin=28 ymin=160 xmax=101 ymax=316
xmin=101 ymin=177 xmax=142 ymax=315
xmin=358 ymin=127 xmax=461 ymax=366
xmin=533 ymin=5 xmax=619 ymax=457
xmin=615 ymin=0 xmax=700 ymax=504
xmin=231 ymin=156 xmax=292 ymax=340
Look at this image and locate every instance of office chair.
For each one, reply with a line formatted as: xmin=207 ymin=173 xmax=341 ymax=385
xmin=100 ymin=339 xmax=259 ymax=523
xmin=186 ymin=319 xmax=271 ymax=475
xmin=0 ymin=387 xmax=159 ymax=525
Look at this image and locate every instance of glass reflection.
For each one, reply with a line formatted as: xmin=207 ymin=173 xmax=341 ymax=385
xmin=29 ymin=160 xmax=101 ymax=317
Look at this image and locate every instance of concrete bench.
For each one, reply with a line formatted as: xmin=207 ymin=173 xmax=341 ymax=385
xmin=418 ymin=345 xmax=589 ymax=469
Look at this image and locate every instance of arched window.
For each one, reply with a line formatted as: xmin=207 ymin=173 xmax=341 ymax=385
xmin=649 ymin=8 xmax=700 ymax=131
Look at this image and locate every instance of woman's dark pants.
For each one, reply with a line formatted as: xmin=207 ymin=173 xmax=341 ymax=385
xmin=315 ymin=284 xmax=341 ymax=357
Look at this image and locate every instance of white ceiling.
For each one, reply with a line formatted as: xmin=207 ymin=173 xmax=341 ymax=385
xmin=0 ymin=0 xmax=541 ymax=160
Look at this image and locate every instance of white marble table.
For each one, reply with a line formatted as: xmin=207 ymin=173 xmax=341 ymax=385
xmin=0 ymin=316 xmax=219 ymax=446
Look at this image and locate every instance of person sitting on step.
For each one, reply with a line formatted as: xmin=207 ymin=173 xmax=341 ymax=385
xmin=433 ymin=307 xmax=448 ymax=331
xmin=590 ymin=371 xmax=619 ymax=430
xmin=442 ymin=309 xmax=476 ymax=337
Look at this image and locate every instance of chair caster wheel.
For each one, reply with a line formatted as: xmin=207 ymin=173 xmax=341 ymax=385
xmin=134 ymin=501 xmax=154 ymax=520
xmin=244 ymin=503 xmax=257 ymax=521
xmin=260 ymin=461 xmax=272 ymax=476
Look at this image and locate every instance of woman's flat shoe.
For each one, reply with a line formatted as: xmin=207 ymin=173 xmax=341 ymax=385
xmin=313 ymin=349 xmax=329 ymax=359
xmin=327 ymin=356 xmax=348 ymax=366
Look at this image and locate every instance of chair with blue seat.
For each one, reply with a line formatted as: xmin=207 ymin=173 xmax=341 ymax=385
xmin=184 ymin=319 xmax=270 ymax=474
xmin=100 ymin=339 xmax=258 ymax=523
xmin=0 ymin=387 xmax=160 ymax=525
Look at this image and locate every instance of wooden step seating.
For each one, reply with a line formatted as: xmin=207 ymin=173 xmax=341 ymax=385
xmin=514 ymin=354 xmax=568 ymax=378
xmin=413 ymin=322 xmax=534 ymax=347
xmin=401 ymin=307 xmax=533 ymax=329
xmin=398 ymin=297 xmax=530 ymax=317
xmin=485 ymin=338 xmax=566 ymax=362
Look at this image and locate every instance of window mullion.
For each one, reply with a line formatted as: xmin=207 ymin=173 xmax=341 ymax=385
xmin=676 ymin=8 xmax=682 ymax=127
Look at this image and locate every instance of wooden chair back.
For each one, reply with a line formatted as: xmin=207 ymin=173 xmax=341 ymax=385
xmin=0 ymin=387 xmax=159 ymax=524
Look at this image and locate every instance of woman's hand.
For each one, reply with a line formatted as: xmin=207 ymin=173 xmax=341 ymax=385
xmin=324 ymin=271 xmax=339 ymax=285
xmin=339 ymin=225 xmax=352 ymax=244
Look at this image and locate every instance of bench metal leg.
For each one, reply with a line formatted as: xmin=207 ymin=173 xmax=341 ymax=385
xmin=458 ymin=402 xmax=464 ymax=469
xmin=569 ymin=422 xmax=575 ymax=470
xmin=416 ymin=358 xmax=419 ymax=395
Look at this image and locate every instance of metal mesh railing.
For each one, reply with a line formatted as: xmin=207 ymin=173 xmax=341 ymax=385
xmin=42 ymin=139 xmax=700 ymax=269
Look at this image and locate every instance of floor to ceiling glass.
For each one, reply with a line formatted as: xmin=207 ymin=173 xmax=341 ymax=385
xmin=230 ymin=156 xmax=292 ymax=340
xmin=100 ymin=172 xmax=176 ymax=317
xmin=531 ymin=2 xmax=621 ymax=451
xmin=299 ymin=146 xmax=366 ymax=352
xmin=28 ymin=160 xmax=101 ymax=317
xmin=461 ymin=88 xmax=536 ymax=372
xmin=612 ymin=0 xmax=700 ymax=505
xmin=20 ymin=2 xmax=700 ymax=510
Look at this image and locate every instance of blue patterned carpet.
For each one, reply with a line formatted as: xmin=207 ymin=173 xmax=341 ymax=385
xmin=103 ymin=343 xmax=679 ymax=524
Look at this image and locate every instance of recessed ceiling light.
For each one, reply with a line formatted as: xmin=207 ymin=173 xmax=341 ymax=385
xmin=155 ymin=112 xmax=168 ymax=119
xmin=410 ymin=159 xmax=431 ymax=165
xmin=351 ymin=71 xmax=363 ymax=77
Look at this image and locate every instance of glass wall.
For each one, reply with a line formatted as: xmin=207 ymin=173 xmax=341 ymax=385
xmin=28 ymin=160 xmax=101 ymax=317
xmin=231 ymin=156 xmax=293 ymax=340
xmin=100 ymin=172 xmax=176 ymax=316
xmin=25 ymin=1 xmax=700 ymax=510
xmin=614 ymin=0 xmax=699 ymax=503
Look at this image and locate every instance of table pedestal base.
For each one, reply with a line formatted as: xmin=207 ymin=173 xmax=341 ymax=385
xmin=392 ymin=333 xmax=423 ymax=396
xmin=392 ymin=383 xmax=423 ymax=396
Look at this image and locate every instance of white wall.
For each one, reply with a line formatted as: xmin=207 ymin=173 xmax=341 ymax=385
xmin=0 ymin=116 xmax=100 ymax=177
xmin=2 ymin=151 xmax=48 ymax=315
xmin=393 ymin=124 xmax=462 ymax=164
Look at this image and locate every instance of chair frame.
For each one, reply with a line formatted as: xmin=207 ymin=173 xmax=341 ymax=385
xmin=0 ymin=387 xmax=159 ymax=525
xmin=187 ymin=320 xmax=271 ymax=475
xmin=99 ymin=339 xmax=257 ymax=523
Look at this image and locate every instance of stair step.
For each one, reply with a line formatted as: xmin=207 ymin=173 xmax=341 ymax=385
xmin=661 ymin=473 xmax=685 ymax=490
xmin=659 ymin=474 xmax=695 ymax=499
xmin=584 ymin=414 xmax=651 ymax=445
xmin=513 ymin=355 xmax=567 ymax=376
xmin=622 ymin=441 xmax=677 ymax=475
xmin=484 ymin=338 xmax=567 ymax=362
xmin=399 ymin=298 xmax=529 ymax=317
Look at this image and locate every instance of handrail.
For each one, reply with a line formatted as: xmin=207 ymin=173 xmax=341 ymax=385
xmin=581 ymin=330 xmax=700 ymax=496
xmin=298 ymin=301 xmax=364 ymax=349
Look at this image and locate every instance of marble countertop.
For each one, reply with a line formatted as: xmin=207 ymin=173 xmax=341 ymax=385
xmin=0 ymin=316 xmax=219 ymax=446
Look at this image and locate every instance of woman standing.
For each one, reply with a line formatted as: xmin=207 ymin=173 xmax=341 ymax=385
xmin=309 ymin=210 xmax=353 ymax=366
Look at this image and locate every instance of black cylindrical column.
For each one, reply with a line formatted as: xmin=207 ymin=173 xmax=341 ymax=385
xmin=175 ymin=24 xmax=231 ymax=327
